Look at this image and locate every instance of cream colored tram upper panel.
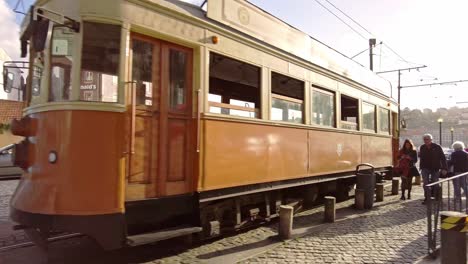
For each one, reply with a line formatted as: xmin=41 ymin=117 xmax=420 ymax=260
xmin=34 ymin=0 xmax=396 ymax=112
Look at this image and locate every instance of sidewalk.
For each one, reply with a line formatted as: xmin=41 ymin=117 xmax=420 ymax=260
xmin=242 ymin=184 xmax=434 ymax=263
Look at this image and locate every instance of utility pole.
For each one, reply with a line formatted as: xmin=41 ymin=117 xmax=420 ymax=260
xmin=376 ymin=65 xmax=427 ymax=137
xmin=369 ymin=38 xmax=376 ymax=71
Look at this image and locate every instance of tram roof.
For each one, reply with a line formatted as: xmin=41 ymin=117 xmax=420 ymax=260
xmin=24 ymin=0 xmax=394 ymax=99
xmin=167 ymin=0 xmax=393 ymax=98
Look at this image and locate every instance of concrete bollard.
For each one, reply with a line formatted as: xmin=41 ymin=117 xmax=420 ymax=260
xmin=414 ymin=175 xmax=421 ymax=185
xmin=324 ymin=196 xmax=336 ymax=223
xmin=441 ymin=211 xmax=467 ymax=264
xmin=355 ymin=189 xmax=365 ymax=210
xmin=376 ymin=183 xmax=384 ymax=202
xmin=392 ymin=177 xmax=399 ymax=195
xmin=279 ymin=205 xmax=294 ymax=240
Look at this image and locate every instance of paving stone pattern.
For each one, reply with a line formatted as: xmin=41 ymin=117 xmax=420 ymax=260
xmin=0 ymin=180 xmax=28 ymax=247
xmin=0 ymin=180 xmax=17 ymax=221
xmin=242 ymin=186 xmax=429 ymax=264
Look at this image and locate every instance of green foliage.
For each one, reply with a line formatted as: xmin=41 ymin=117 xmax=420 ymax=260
xmin=0 ymin=123 xmax=11 ymax=134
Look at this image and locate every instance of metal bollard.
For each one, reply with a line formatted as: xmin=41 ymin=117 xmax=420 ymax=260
xmin=392 ymin=177 xmax=399 ymax=195
xmin=324 ymin=196 xmax=336 ymax=222
xmin=440 ymin=211 xmax=467 ymax=264
xmin=376 ymin=183 xmax=384 ymax=202
xmin=355 ymin=189 xmax=365 ymax=210
xmin=414 ymin=175 xmax=421 ymax=185
xmin=279 ymin=205 xmax=293 ymax=240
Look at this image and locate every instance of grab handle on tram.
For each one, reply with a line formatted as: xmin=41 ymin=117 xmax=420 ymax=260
xmin=123 ymin=81 xmax=137 ymax=155
xmin=196 ymin=89 xmax=201 ymax=153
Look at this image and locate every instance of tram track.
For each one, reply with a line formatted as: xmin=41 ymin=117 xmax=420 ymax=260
xmin=0 ymin=233 xmax=82 ymax=252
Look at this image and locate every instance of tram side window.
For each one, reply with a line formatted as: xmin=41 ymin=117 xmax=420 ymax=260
xmin=340 ymin=95 xmax=358 ymax=130
xmin=312 ymin=87 xmax=335 ymax=127
xmin=362 ymin=102 xmax=376 ymax=132
xmin=271 ymin=72 xmax=304 ymax=124
xmin=208 ymin=53 xmax=260 ymax=118
xmin=379 ymin=107 xmax=390 ymax=133
xmin=80 ymin=22 xmax=121 ymax=102
xmin=49 ymin=26 xmax=74 ymax=101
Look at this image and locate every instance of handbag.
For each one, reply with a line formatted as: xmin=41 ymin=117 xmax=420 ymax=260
xmin=410 ymin=166 xmax=420 ymax=176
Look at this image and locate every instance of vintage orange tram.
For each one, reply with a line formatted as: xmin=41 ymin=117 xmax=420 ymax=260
xmin=5 ymin=0 xmax=398 ymax=249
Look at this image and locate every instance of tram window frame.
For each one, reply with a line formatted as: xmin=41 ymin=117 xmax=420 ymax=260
xmin=208 ymin=53 xmax=261 ymax=119
xmin=362 ymin=102 xmax=376 ymax=132
xmin=79 ymin=22 xmax=121 ymax=103
xmin=270 ymin=72 xmax=304 ymax=124
xmin=340 ymin=95 xmax=359 ymax=131
xmin=311 ymin=86 xmax=335 ymax=127
xmin=379 ymin=107 xmax=390 ymax=134
xmin=49 ymin=26 xmax=74 ymax=102
xmin=30 ymin=50 xmax=44 ymax=101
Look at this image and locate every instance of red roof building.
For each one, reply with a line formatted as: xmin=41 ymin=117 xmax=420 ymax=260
xmin=0 ymin=99 xmax=24 ymax=124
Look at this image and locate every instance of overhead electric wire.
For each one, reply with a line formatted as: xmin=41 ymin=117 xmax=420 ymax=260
xmin=382 ymin=43 xmax=411 ymax=65
xmin=350 ymin=41 xmax=383 ymax=59
xmin=313 ymin=0 xmax=368 ymax=41
xmin=322 ymin=0 xmax=374 ymax=37
xmin=318 ymin=0 xmax=424 ymax=69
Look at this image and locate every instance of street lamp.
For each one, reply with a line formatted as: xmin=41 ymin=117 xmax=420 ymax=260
xmin=451 ymin=127 xmax=454 ymax=145
xmin=437 ymin=118 xmax=443 ymax=146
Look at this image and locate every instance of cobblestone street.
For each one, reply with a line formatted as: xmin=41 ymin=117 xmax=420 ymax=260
xmin=0 ymin=179 xmax=440 ymax=264
xmin=0 ymin=180 xmax=27 ymax=248
xmin=242 ymin=191 xmax=428 ymax=263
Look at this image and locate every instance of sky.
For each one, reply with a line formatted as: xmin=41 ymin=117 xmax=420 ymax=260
xmin=1 ymin=0 xmax=468 ymax=110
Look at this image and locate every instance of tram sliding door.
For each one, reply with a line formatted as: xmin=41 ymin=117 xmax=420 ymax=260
xmin=126 ymin=34 xmax=194 ymax=200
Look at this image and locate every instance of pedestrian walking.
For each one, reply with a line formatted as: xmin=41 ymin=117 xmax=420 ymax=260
xmin=448 ymin=141 xmax=468 ymax=210
xmin=396 ymin=139 xmax=419 ymax=200
xmin=419 ymin=134 xmax=447 ymax=204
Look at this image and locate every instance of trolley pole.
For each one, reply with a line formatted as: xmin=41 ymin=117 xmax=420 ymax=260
xmin=369 ymin=38 xmax=376 ymax=71
xmin=376 ymin=65 xmax=427 ymax=137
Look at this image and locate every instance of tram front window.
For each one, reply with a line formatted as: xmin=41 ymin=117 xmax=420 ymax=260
xmin=80 ymin=22 xmax=120 ymax=102
xmin=49 ymin=26 xmax=73 ymax=101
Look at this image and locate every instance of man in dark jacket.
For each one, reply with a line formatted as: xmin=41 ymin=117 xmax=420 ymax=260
xmin=448 ymin=141 xmax=468 ymax=209
xmin=419 ymin=134 xmax=447 ymax=204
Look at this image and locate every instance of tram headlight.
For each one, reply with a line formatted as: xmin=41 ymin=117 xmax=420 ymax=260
xmin=48 ymin=151 xmax=58 ymax=164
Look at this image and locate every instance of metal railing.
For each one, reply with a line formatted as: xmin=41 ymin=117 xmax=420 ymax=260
xmin=426 ymin=171 xmax=468 ymax=257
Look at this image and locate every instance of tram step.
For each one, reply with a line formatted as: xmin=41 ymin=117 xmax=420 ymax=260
xmin=126 ymin=226 xmax=202 ymax=247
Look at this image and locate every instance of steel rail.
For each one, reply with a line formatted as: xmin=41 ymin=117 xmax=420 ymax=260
xmin=0 ymin=233 xmax=81 ymax=252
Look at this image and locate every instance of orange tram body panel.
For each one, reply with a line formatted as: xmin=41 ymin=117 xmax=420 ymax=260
xmin=7 ymin=0 xmax=398 ymax=250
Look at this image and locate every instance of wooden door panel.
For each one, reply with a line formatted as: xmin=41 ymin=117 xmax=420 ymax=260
xmin=167 ymin=118 xmax=187 ymax=182
xmin=127 ymin=34 xmax=194 ymax=200
xmin=129 ymin=114 xmax=153 ymax=184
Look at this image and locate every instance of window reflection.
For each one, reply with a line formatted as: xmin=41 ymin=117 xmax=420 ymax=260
xmin=379 ymin=108 xmax=390 ymax=133
xmin=271 ymin=98 xmax=302 ymax=123
xmin=312 ymin=88 xmax=335 ymax=127
xmin=31 ymin=52 xmax=44 ymax=97
xmin=362 ymin=102 xmax=376 ymax=131
xmin=132 ymin=39 xmax=154 ymax=107
xmin=49 ymin=26 xmax=73 ymax=101
xmin=169 ymin=49 xmax=187 ymax=111
xmin=270 ymin=72 xmax=304 ymax=124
